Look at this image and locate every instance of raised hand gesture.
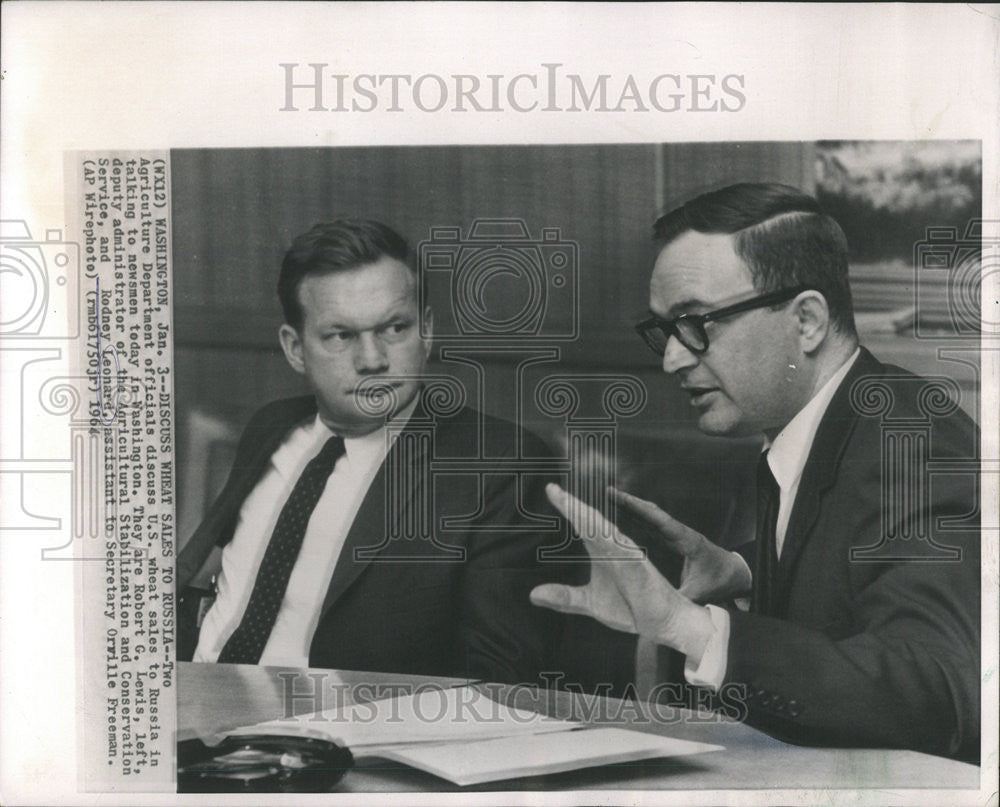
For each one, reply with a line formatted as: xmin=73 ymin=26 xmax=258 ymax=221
xmin=530 ymin=484 xmax=713 ymax=660
xmin=610 ymin=487 xmax=751 ymax=604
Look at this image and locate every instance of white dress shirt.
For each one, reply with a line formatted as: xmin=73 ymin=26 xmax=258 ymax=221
xmin=194 ymin=398 xmax=417 ymax=667
xmin=684 ymin=349 xmax=860 ymax=689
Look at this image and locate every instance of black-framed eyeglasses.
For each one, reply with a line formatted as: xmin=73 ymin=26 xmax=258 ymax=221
xmin=634 ymin=285 xmax=813 ymax=356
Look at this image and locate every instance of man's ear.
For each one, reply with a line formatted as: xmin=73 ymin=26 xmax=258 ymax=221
xmin=279 ymin=323 xmax=306 ymax=375
xmin=792 ymin=291 xmax=830 ymax=355
xmin=421 ymin=306 xmax=434 ymax=361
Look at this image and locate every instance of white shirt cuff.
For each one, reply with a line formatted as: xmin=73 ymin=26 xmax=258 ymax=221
xmin=683 ymin=603 xmax=730 ymax=691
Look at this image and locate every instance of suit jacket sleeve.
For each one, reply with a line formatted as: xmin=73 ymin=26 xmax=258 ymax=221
xmin=455 ymin=429 xmax=570 ymax=685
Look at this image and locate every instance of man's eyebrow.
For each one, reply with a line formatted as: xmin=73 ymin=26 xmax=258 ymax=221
xmin=376 ymin=304 xmax=416 ymax=325
xmin=317 ymin=319 xmax=350 ymax=331
xmin=661 ymin=298 xmax=707 ymax=317
xmin=319 ymin=308 xmax=414 ymax=332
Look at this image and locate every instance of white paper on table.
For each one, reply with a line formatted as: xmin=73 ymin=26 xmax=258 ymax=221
xmin=361 ymin=727 xmax=725 ymax=786
xmin=223 ymin=685 xmax=582 ymax=748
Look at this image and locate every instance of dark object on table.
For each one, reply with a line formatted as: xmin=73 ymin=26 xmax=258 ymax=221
xmin=177 ymin=734 xmax=354 ymax=792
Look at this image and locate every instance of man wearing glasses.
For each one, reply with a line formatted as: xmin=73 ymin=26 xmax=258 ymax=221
xmin=532 ymin=183 xmax=980 ymax=759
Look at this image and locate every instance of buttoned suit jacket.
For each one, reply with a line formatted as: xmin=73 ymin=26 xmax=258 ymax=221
xmin=657 ymin=347 xmax=980 ymax=759
xmin=176 ymin=395 xmax=570 ymax=685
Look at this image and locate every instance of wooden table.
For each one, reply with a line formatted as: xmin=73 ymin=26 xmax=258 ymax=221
xmin=177 ymin=662 xmax=980 ymax=792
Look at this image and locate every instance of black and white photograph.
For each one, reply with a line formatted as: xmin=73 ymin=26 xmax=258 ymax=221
xmin=166 ymin=142 xmax=984 ymax=792
xmin=0 ymin=4 xmax=996 ymax=805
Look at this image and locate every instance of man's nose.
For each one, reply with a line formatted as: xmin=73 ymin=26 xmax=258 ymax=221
xmin=353 ymin=332 xmax=390 ymax=374
xmin=661 ymin=334 xmax=698 ymax=375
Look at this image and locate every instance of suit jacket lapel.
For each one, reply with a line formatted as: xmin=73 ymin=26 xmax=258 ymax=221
xmin=317 ymin=399 xmax=435 ymax=618
xmin=773 ymin=348 xmax=883 ymax=607
xmin=177 ymin=396 xmax=317 ymax=588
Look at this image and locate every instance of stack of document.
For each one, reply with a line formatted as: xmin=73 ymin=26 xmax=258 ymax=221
xmin=221 ymin=685 xmax=723 ymax=786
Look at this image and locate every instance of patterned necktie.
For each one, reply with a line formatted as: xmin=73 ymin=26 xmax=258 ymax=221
xmin=752 ymin=450 xmax=781 ymax=617
xmin=217 ymin=435 xmax=346 ymax=664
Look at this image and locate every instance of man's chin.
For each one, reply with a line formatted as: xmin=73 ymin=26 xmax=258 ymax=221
xmin=348 ymin=382 xmax=421 ymax=419
xmin=345 ymin=383 xmax=404 ymax=414
xmin=695 ymin=408 xmax=747 ymax=438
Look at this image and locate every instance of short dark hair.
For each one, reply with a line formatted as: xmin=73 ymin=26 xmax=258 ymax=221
xmin=653 ymin=183 xmax=856 ymax=336
xmin=278 ymin=219 xmax=417 ymax=330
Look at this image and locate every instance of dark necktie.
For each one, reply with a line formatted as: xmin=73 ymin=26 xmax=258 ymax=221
xmin=217 ymin=435 xmax=346 ymax=664
xmin=752 ymin=450 xmax=781 ymax=617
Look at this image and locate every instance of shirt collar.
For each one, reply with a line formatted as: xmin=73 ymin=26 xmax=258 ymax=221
xmin=766 ymin=348 xmax=860 ymax=491
xmin=313 ymin=392 xmax=420 ymax=465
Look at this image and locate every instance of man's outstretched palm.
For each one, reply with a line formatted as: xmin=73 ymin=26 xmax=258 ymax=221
xmin=609 ymin=487 xmax=751 ymax=604
xmin=530 ymin=484 xmax=714 ymax=659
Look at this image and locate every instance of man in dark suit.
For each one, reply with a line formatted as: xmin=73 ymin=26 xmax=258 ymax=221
xmin=531 ymin=183 xmax=980 ymax=759
xmin=177 ymin=219 xmax=566 ymax=684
